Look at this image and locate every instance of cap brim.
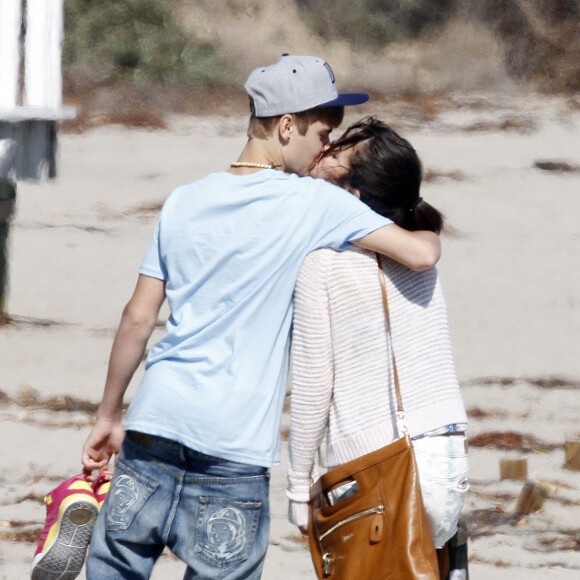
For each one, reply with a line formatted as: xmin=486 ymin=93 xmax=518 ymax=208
xmin=315 ymin=93 xmax=369 ymax=109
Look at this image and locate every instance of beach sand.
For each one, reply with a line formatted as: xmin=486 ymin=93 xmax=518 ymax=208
xmin=0 ymin=91 xmax=578 ymax=578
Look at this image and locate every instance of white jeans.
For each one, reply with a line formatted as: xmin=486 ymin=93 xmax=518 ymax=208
xmin=412 ymin=434 xmax=469 ymax=549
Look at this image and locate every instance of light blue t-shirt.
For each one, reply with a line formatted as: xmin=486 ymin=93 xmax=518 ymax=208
xmin=126 ymin=169 xmax=390 ymax=467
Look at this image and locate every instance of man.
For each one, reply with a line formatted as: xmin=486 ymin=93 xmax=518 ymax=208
xmin=80 ymin=55 xmax=440 ymax=579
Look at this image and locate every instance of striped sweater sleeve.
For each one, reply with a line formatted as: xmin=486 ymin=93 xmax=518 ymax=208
xmin=287 ymin=250 xmax=334 ymax=503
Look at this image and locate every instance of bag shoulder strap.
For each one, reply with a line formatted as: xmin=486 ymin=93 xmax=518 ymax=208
xmin=375 ymin=253 xmax=407 ymax=434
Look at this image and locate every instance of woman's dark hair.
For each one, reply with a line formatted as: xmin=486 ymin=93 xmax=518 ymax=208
xmin=328 ymin=116 xmax=444 ymax=233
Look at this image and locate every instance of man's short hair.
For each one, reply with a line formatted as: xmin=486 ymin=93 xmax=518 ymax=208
xmin=247 ymin=100 xmax=344 ymax=140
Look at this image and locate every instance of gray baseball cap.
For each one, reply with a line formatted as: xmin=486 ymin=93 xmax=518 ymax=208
xmin=245 ymin=54 xmax=369 ymax=117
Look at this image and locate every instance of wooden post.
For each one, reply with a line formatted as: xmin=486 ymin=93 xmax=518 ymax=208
xmin=514 ymin=480 xmax=549 ymax=515
xmin=500 ymin=457 xmax=528 ymax=480
xmin=23 ymin=0 xmax=63 ymax=178
xmin=564 ymin=434 xmax=580 ymax=471
xmin=25 ymin=0 xmax=64 ymax=110
xmin=0 ymin=0 xmax=22 ymax=109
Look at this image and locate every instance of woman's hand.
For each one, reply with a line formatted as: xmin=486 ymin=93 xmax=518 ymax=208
xmin=288 ymin=500 xmax=310 ymax=536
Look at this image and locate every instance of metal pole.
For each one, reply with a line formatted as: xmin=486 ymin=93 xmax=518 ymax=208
xmin=0 ymin=139 xmax=17 ymax=320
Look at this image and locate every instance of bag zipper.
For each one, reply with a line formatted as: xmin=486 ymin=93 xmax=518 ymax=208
xmin=322 ymin=553 xmax=333 ymax=576
xmin=319 ymin=504 xmax=384 ymax=541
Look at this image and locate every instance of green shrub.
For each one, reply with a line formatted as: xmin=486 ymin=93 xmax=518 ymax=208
xmin=296 ymin=0 xmax=458 ymax=49
xmin=63 ymin=0 xmax=233 ymax=87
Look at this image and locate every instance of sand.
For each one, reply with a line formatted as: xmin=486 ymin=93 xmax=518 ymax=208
xmin=0 ymin=90 xmax=578 ymax=578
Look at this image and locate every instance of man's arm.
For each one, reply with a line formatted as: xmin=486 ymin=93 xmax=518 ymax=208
xmin=354 ymin=224 xmax=440 ymax=271
xmin=82 ymin=274 xmax=165 ymax=472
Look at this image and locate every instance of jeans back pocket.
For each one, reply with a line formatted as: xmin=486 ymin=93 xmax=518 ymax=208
xmin=195 ymin=496 xmax=262 ymax=569
xmin=105 ymin=459 xmax=159 ymax=532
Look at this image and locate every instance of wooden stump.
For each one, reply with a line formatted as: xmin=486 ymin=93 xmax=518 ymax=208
xmin=514 ymin=480 xmax=549 ymax=515
xmin=500 ymin=457 xmax=528 ymax=480
xmin=564 ymin=436 xmax=580 ymax=471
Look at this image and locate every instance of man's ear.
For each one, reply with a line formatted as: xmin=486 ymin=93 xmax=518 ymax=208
xmin=278 ymin=114 xmax=294 ymax=143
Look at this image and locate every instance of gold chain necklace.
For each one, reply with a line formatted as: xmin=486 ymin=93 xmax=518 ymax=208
xmin=230 ymin=162 xmax=281 ymax=169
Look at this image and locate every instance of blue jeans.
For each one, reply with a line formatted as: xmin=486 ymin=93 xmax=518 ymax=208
xmin=87 ymin=431 xmax=271 ymax=579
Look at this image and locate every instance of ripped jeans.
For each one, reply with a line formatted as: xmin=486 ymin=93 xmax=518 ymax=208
xmin=413 ymin=434 xmax=469 ymax=549
xmin=86 ymin=431 xmax=270 ymax=579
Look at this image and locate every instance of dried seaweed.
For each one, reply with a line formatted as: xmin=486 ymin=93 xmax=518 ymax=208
xmin=536 ymin=535 xmax=580 ymax=552
xmin=0 ymin=389 xmax=127 ymax=415
xmin=534 ymin=160 xmax=579 ymax=173
xmin=0 ymin=315 xmax=67 ymax=329
xmin=467 ymin=407 xmax=508 ymax=419
xmin=464 ymin=376 xmax=579 ymax=389
xmin=0 ymin=521 xmax=40 ymax=544
xmin=463 ymin=117 xmax=536 ymax=134
xmin=463 ymin=508 xmax=523 ymax=539
xmin=468 ymin=431 xmax=561 ymax=453
xmin=423 ymin=169 xmax=466 ymax=183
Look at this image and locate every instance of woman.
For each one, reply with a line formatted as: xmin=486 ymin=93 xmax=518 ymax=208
xmin=287 ymin=117 xmax=469 ymax=578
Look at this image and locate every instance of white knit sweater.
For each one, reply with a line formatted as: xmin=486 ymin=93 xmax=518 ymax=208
xmin=287 ymin=247 xmax=467 ymax=504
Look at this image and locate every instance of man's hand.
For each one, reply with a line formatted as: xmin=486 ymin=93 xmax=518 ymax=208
xmin=82 ymin=417 xmax=125 ymax=472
